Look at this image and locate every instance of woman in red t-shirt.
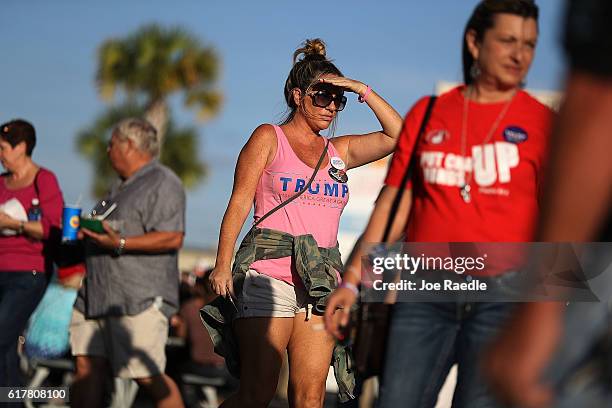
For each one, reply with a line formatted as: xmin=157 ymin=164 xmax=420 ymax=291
xmin=0 ymin=119 xmax=63 ymax=386
xmin=325 ymin=1 xmax=554 ymax=407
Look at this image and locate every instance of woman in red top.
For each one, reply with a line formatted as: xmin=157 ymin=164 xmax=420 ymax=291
xmin=325 ymin=1 xmax=554 ymax=407
xmin=0 ymin=119 xmax=63 ymax=386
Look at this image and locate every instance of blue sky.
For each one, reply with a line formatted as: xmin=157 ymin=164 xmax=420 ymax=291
xmin=1 ymin=0 xmax=566 ymax=248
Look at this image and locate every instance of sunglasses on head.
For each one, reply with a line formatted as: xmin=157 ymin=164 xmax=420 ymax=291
xmin=309 ymin=90 xmax=347 ymax=111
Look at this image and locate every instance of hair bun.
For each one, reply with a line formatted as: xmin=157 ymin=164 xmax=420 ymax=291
xmin=293 ymin=38 xmax=327 ymax=64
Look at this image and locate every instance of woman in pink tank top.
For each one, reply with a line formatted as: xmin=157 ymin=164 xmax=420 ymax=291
xmin=208 ymin=38 xmax=402 ymax=407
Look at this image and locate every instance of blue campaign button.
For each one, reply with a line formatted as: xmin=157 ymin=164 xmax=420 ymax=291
xmin=503 ymin=126 xmax=528 ymax=143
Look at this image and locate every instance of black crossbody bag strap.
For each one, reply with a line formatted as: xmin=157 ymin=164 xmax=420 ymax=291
xmin=382 ymin=95 xmax=437 ymax=242
xmin=351 ymin=96 xmax=438 ymax=379
xmin=253 ymin=138 xmax=330 ymax=228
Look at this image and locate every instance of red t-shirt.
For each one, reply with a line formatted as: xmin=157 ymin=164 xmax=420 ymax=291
xmin=0 ymin=168 xmax=63 ymax=272
xmin=385 ymin=87 xmax=554 ymax=275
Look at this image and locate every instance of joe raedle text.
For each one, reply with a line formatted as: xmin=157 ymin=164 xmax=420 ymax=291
xmin=372 ymin=278 xmax=488 ymax=292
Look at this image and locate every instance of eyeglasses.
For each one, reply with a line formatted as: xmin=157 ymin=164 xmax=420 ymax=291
xmin=309 ymin=90 xmax=347 ymax=111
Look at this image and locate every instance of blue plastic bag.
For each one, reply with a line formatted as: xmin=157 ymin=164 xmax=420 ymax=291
xmin=24 ymin=280 xmax=77 ymax=359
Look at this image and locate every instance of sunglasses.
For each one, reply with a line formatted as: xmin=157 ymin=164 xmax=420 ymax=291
xmin=309 ymin=90 xmax=347 ymax=111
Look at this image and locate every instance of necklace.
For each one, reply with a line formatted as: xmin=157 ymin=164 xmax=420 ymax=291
xmin=459 ymin=86 xmax=516 ymax=203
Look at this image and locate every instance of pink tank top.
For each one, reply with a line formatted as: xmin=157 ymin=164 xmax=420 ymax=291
xmin=250 ymin=125 xmax=349 ymax=285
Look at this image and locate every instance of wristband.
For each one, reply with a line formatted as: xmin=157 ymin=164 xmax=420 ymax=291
xmin=339 ymin=281 xmax=359 ymax=297
xmin=17 ymin=221 xmax=25 ymax=235
xmin=358 ymin=85 xmax=372 ymax=103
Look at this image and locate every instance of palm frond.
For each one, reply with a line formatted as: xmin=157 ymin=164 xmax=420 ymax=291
xmin=185 ymin=89 xmax=223 ymax=120
xmin=96 ymin=23 xmax=222 ymax=117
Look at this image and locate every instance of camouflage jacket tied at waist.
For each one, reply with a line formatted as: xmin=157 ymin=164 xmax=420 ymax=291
xmin=200 ymin=227 xmax=356 ymax=402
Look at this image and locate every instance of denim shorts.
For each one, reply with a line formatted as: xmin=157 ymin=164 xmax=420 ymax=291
xmin=235 ymin=270 xmax=316 ymax=319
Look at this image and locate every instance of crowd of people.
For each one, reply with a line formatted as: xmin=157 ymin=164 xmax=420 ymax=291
xmin=0 ymin=0 xmax=610 ymax=407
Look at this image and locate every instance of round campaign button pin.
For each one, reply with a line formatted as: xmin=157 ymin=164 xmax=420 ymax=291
xmin=425 ymin=129 xmax=449 ymax=145
xmin=330 ymin=156 xmax=346 ymax=170
xmin=503 ymin=126 xmax=528 ymax=144
xmin=329 ymin=167 xmax=348 ymax=183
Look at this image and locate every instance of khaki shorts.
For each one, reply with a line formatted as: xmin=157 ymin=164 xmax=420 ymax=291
xmin=69 ymin=302 xmax=169 ymax=379
xmin=236 ymin=269 xmax=317 ymax=319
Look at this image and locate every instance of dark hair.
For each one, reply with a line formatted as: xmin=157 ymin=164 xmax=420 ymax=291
xmin=462 ymin=0 xmax=539 ymax=85
xmin=0 ymin=119 xmax=37 ymax=156
xmin=281 ymin=38 xmax=343 ymax=125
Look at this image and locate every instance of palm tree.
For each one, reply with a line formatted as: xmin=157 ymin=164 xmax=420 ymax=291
xmin=96 ymin=24 xmax=222 ymax=142
xmin=76 ymin=103 xmax=206 ymax=198
xmin=77 ymin=24 xmax=221 ymax=197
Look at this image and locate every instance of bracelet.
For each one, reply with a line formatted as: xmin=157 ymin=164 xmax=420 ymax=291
xmin=339 ymin=281 xmax=359 ymax=297
xmin=17 ymin=221 xmax=25 ymax=235
xmin=358 ymin=85 xmax=372 ymax=103
xmin=115 ymin=237 xmax=127 ymax=256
